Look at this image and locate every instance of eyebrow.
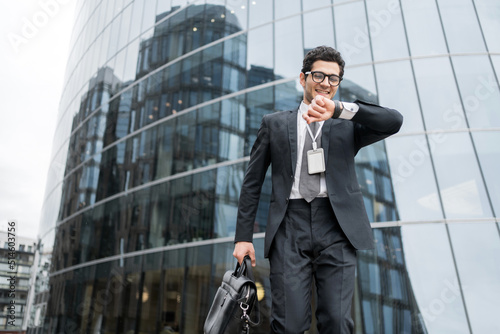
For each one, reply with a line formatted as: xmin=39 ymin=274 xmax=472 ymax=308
xmin=311 ymin=71 xmax=340 ymax=76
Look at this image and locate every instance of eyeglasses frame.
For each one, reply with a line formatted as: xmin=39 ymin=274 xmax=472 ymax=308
xmin=304 ymin=71 xmax=342 ymax=87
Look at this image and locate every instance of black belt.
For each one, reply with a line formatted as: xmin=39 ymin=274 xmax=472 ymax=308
xmin=288 ymin=197 xmax=330 ymax=208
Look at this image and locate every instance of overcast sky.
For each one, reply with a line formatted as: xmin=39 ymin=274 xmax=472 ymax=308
xmin=0 ymin=1 xmax=76 ymax=240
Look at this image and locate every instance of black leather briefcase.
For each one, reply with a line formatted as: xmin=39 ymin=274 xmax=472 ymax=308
xmin=204 ymin=256 xmax=260 ymax=334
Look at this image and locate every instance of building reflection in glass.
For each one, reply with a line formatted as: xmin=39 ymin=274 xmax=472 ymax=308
xmin=33 ymin=2 xmax=431 ymax=334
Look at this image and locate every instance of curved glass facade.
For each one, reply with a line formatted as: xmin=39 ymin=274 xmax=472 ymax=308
xmin=28 ymin=0 xmax=500 ymax=333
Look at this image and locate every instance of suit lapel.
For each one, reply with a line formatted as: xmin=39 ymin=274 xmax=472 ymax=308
xmin=288 ymin=109 xmax=298 ymax=176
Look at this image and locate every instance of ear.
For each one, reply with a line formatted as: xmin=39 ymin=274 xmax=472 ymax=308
xmin=299 ymin=72 xmax=306 ymax=88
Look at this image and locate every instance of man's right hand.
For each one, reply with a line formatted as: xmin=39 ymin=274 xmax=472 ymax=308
xmin=233 ymin=242 xmax=256 ymax=267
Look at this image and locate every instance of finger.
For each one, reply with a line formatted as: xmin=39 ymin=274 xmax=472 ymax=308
xmin=315 ymin=95 xmax=325 ymax=106
xmin=302 ymin=113 xmax=313 ymax=124
xmin=303 ymin=112 xmax=323 ymax=124
xmin=249 ymin=249 xmax=256 ymax=267
xmin=308 ymin=106 xmax=325 ymax=118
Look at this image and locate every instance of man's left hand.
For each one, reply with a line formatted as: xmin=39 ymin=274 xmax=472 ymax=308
xmin=303 ymin=95 xmax=341 ymax=124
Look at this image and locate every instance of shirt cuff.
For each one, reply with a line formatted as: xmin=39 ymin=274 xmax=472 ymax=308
xmin=339 ymin=102 xmax=359 ymax=120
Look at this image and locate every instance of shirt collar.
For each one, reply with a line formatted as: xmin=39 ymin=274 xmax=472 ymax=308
xmin=299 ymin=101 xmax=309 ymax=115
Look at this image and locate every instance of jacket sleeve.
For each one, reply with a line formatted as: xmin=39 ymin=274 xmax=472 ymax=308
xmin=351 ymin=99 xmax=403 ymax=152
xmin=234 ymin=115 xmax=272 ymax=243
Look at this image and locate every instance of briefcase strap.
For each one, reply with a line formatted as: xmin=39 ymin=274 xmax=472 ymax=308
xmin=237 ymin=256 xmax=261 ymax=329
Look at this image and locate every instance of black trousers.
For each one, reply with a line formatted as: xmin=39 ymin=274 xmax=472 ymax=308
xmin=268 ymin=198 xmax=357 ymax=334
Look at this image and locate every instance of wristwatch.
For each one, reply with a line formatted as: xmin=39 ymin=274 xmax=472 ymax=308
xmin=333 ymin=100 xmax=343 ymax=119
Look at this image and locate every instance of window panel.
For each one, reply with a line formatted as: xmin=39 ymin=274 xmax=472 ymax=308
xmin=449 ymin=223 xmax=500 ymax=333
xmin=385 ymin=135 xmax=444 ymax=221
xmin=274 ymin=81 xmax=302 ymax=112
xmin=469 ymin=0 xmax=500 ymax=52
xmin=121 ymin=262 xmax=143 ymax=331
xmin=141 ymin=0 xmax=158 ymax=34
xmin=356 ymin=141 xmax=397 ymax=223
xmin=218 ymin=131 xmax=244 ymax=161
xmin=245 ymin=88 xmax=274 ymax=155
xmin=155 ymin=0 xmax=172 ymax=16
xmin=104 ymin=0 xmax=117 ymax=24
xmin=401 ymin=224 xmax=469 ymax=333
xmin=183 ymin=245 xmax=214 ymax=333
xmin=223 ymin=35 xmax=247 ymax=92
xmin=303 ymin=8 xmax=335 ymax=52
xmin=129 ymin=0 xmax=145 ymax=41
xmin=274 ymin=0 xmax=300 ymax=20
xmin=472 ymin=131 xmax=500 ymax=216
xmin=274 ymin=16 xmax=303 ymax=79
xmin=383 ymin=305 xmax=394 ymax=334
xmin=113 ymin=48 xmax=127 ymax=82
xmin=492 ymin=55 xmax=500 ymax=81
xmin=437 ymin=0 xmax=486 ymax=53
xmin=400 ymin=0 xmax=447 ymax=56
xmin=185 ymin=3 xmax=205 ymax=53
xmin=118 ymin=3 xmax=132 ymax=50
xmin=203 ymin=1 xmax=227 ymax=43
xmin=452 ymin=55 xmax=500 ymax=128
xmin=172 ymin=0 xmax=188 ymax=8
xmin=161 ymin=248 xmax=186 ymax=331
xmin=303 ymin=0 xmax=332 ymax=11
xmin=375 ymin=60 xmax=424 ymax=133
xmin=123 ymin=39 xmax=140 ymax=84
xmin=339 ymin=65 xmax=377 ymax=103
xmin=220 ymin=97 xmax=245 ymax=131
xmin=247 ymin=24 xmax=274 ymax=87
xmin=139 ymin=257 xmax=162 ymax=332
xmin=173 ymin=112 xmax=196 ymax=173
xmin=430 ymin=132 xmax=492 ymax=219
xmin=413 ymin=57 xmax=467 ymax=131
xmin=357 ymin=227 xmax=427 ymax=332
xmin=334 ymin=1 xmax=371 ymax=65
xmin=365 ymin=0 xmax=408 ymax=61
xmin=215 ymin=165 xmax=246 ymax=237
xmin=99 ymin=25 xmax=111 ymax=66
xmin=362 ymin=300 xmax=377 ymax=333
xmin=249 ymin=0 xmax=272 ymax=28
xmin=226 ymin=0 xmax=248 ymax=31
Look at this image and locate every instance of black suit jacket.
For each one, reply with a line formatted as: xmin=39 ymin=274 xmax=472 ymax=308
xmin=235 ymin=100 xmax=403 ymax=258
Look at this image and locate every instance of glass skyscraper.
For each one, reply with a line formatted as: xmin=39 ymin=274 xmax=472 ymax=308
xmin=28 ymin=0 xmax=500 ymax=333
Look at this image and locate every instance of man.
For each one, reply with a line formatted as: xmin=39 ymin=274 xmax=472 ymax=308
xmin=233 ymin=46 xmax=403 ymax=333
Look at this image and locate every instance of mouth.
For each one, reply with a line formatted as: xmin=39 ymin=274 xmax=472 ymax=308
xmin=315 ymin=89 xmax=330 ymax=96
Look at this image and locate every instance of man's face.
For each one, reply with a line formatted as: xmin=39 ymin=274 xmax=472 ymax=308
xmin=300 ymin=60 xmax=340 ymax=105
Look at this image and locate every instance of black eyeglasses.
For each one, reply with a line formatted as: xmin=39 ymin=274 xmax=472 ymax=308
xmin=305 ymin=71 xmax=342 ymax=87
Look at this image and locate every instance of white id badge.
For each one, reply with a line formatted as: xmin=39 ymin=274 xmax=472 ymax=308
xmin=307 ymin=148 xmax=325 ymax=174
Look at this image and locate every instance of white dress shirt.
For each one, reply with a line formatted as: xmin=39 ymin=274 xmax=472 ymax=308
xmin=289 ymin=100 xmax=359 ymax=199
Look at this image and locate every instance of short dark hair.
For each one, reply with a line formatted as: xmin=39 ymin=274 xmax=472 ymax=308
xmin=301 ymin=46 xmax=345 ymax=79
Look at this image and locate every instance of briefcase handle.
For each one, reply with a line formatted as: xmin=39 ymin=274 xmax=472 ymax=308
xmin=233 ymin=255 xmax=260 ymax=328
xmin=234 ymin=255 xmax=254 ymax=280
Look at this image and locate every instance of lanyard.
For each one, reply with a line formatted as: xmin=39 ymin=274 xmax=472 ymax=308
xmin=305 ymin=121 xmax=323 ymax=151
